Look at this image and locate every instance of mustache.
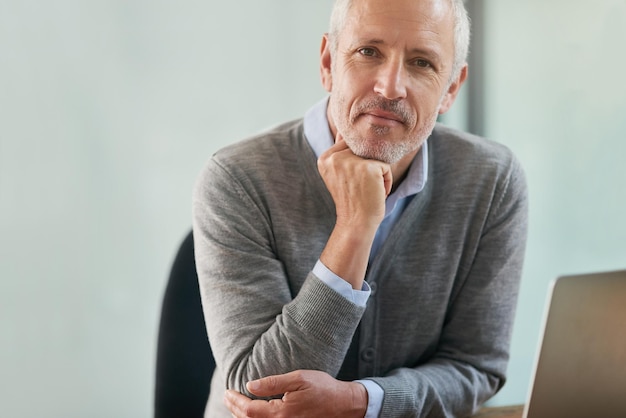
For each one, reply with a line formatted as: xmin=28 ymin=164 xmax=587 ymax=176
xmin=354 ymin=98 xmax=414 ymax=125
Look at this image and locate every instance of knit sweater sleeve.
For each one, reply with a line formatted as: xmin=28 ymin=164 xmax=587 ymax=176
xmin=192 ymin=138 xmax=365 ymax=397
xmin=369 ymin=148 xmax=529 ymax=417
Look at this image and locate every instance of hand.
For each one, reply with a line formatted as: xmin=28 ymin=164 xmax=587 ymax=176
xmin=317 ymin=134 xmax=393 ymax=289
xmin=224 ymin=369 xmax=368 ymax=418
xmin=317 ymin=134 xmax=392 ymax=230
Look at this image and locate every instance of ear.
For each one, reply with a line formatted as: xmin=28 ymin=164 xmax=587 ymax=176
xmin=438 ymin=64 xmax=468 ymax=114
xmin=320 ymin=33 xmax=333 ymax=92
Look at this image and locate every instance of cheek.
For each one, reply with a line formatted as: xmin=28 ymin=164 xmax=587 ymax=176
xmin=337 ymin=66 xmax=374 ymax=96
xmin=332 ymin=83 xmax=359 ymax=118
xmin=410 ymin=82 xmax=447 ymax=112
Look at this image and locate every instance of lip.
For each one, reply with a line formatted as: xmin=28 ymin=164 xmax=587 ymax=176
xmin=362 ymin=110 xmax=404 ymax=125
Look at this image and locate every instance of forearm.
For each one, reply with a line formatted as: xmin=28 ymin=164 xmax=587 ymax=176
xmin=369 ymin=359 xmax=502 ymax=418
xmin=320 ymin=222 xmax=377 ymax=290
xmin=194 ymin=205 xmax=364 ymax=395
xmin=196 ymin=232 xmax=365 ymax=396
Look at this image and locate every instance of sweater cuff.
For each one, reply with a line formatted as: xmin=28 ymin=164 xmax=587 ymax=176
xmin=284 ymin=273 xmax=366 ymax=351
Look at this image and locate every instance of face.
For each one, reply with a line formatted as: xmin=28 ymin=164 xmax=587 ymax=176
xmin=321 ymin=0 xmax=467 ymax=164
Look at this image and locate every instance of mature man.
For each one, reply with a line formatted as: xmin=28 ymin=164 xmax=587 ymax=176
xmin=192 ymin=0 xmax=528 ymax=416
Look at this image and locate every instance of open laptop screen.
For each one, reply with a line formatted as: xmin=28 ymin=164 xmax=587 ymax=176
xmin=523 ymin=269 xmax=626 ymax=418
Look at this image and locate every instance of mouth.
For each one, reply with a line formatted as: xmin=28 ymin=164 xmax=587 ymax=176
xmin=361 ymin=109 xmax=405 ymax=126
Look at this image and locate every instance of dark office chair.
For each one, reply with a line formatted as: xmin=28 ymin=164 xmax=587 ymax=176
xmin=155 ymin=230 xmax=215 ymax=418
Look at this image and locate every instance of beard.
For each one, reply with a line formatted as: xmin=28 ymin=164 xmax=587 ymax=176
xmin=331 ymin=95 xmax=441 ymax=164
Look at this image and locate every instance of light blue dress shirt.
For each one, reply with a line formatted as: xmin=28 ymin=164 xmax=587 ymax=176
xmin=303 ymin=97 xmax=428 ymax=417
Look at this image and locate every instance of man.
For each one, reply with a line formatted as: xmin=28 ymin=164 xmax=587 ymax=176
xmin=192 ymin=0 xmax=528 ymax=416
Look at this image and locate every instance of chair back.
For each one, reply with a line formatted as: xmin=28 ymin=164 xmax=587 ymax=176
xmin=155 ymin=230 xmax=215 ymax=418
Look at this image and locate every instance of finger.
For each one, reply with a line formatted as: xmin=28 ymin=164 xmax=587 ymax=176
xmin=225 ymin=389 xmax=285 ymax=418
xmin=381 ymin=164 xmax=393 ymax=196
xmin=328 ymin=135 xmax=349 ymax=152
xmin=246 ymin=375 xmax=282 ymax=398
xmin=318 ymin=140 xmax=350 ymax=166
xmin=247 ymin=371 xmax=304 ymax=397
xmin=224 ymin=389 xmax=250 ymax=417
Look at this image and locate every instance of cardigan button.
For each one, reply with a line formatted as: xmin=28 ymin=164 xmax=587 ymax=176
xmin=361 ymin=347 xmax=375 ymax=362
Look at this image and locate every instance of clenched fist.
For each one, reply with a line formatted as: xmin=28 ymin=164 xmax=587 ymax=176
xmin=317 ymin=134 xmax=393 ymax=289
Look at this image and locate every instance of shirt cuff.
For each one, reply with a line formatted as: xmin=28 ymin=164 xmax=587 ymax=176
xmin=356 ymin=379 xmax=384 ymax=418
xmin=312 ymin=260 xmax=371 ymax=307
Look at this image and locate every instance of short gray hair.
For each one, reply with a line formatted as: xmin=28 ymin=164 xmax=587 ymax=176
xmin=328 ymin=0 xmax=470 ymax=80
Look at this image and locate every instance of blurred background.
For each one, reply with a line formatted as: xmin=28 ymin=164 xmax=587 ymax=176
xmin=1 ymin=0 xmax=624 ymax=416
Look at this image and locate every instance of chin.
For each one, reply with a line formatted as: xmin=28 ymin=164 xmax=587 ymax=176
xmin=345 ymin=137 xmax=412 ymax=164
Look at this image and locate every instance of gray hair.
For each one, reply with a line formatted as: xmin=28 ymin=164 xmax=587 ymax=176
xmin=328 ymin=0 xmax=471 ymax=80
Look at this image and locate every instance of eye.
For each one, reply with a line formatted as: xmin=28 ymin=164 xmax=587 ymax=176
xmin=358 ymin=47 xmax=378 ymax=57
xmin=413 ymin=58 xmax=431 ymax=68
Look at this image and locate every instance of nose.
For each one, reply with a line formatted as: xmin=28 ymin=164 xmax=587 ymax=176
xmin=373 ymin=59 xmax=408 ymax=100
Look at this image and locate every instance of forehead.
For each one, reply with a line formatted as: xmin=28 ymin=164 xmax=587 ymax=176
xmin=340 ymin=0 xmax=455 ymax=54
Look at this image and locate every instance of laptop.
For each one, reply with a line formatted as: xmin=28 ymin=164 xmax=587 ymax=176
xmin=523 ymin=269 xmax=626 ymax=418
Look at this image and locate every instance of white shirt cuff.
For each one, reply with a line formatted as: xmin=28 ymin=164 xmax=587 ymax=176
xmin=312 ymin=260 xmax=370 ymax=307
xmin=356 ymin=379 xmax=384 ymax=418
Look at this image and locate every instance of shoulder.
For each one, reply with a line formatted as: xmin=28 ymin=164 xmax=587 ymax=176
xmin=428 ymin=124 xmax=527 ymax=211
xmin=214 ymin=119 xmax=306 ymax=166
xmin=430 ymin=123 xmax=525 ymax=182
xmin=194 ymin=118 xmax=316 ymax=195
xmin=431 ymin=123 xmax=518 ymax=165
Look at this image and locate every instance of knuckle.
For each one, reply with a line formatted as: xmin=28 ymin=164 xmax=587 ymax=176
xmin=291 ymin=369 xmax=308 ymax=384
xmin=242 ymin=403 xmax=254 ymax=417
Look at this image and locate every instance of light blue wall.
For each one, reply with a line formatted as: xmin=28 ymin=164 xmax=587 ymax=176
xmin=2 ymin=1 xmax=624 ymax=416
xmin=0 ymin=1 xmax=332 ymax=417
xmin=482 ymin=0 xmax=626 ymax=406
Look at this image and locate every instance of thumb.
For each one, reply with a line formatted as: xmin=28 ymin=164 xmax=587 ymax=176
xmin=246 ymin=372 xmax=302 ymax=397
xmin=382 ymin=164 xmax=393 ymax=197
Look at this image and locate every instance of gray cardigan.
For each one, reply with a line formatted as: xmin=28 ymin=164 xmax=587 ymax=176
xmin=192 ymin=120 xmax=528 ymax=417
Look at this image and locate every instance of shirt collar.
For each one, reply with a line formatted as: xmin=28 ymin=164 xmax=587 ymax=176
xmin=303 ymin=97 xmax=429 ymax=205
